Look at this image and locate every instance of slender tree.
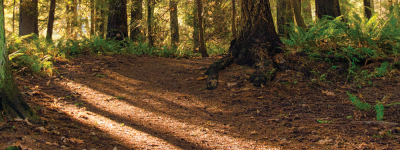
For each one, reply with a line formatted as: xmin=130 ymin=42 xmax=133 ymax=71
xmin=0 ymin=0 xmax=39 ymax=122
xmin=277 ymin=0 xmax=293 ymax=36
xmin=66 ymin=0 xmax=71 ymax=36
xmin=192 ymin=0 xmax=199 ymax=52
xmin=231 ymin=0 xmax=236 ymax=39
xmin=364 ymin=0 xmax=372 ymax=19
xmin=97 ymin=0 xmax=106 ymax=38
xmin=19 ymin=0 xmax=38 ymax=36
xmin=205 ymin=0 xmax=285 ymax=89
xmin=197 ymin=0 xmax=208 ymax=57
xmin=90 ymin=0 xmax=95 ymax=36
xmin=292 ymin=0 xmax=306 ymax=28
xmin=106 ymin=0 xmax=128 ymax=39
xmin=170 ymin=0 xmax=179 ymax=48
xmin=46 ymin=0 xmax=56 ymax=40
xmin=147 ymin=0 xmax=154 ymax=46
xmin=315 ymin=0 xmax=341 ymax=19
xmin=130 ymin=0 xmax=142 ymax=41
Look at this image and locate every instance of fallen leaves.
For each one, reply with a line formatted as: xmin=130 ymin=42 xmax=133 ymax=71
xmin=196 ymin=75 xmax=208 ymax=80
xmin=321 ymin=90 xmax=335 ymax=96
xmin=61 ymin=136 xmax=85 ymax=144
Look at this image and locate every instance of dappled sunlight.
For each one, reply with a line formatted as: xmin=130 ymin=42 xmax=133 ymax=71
xmin=55 ymin=77 xmax=280 ymax=149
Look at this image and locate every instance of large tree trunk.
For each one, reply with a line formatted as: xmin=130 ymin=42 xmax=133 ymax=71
xmin=46 ymin=0 xmax=56 ymax=41
xmin=196 ymin=0 xmax=208 ymax=57
xmin=0 ymin=3 xmax=39 ymax=122
xmin=315 ymin=0 xmax=341 ymax=19
xmin=147 ymin=0 xmax=154 ymax=46
xmin=364 ymin=0 xmax=372 ymax=19
xmin=205 ymin=0 xmax=285 ymax=90
xmin=130 ymin=0 xmax=142 ymax=41
xmin=97 ymin=0 xmax=106 ymax=38
xmin=277 ymin=0 xmax=293 ymax=37
xmin=19 ymin=0 xmax=38 ymax=37
xmin=169 ymin=0 xmax=179 ymax=48
xmin=292 ymin=0 xmax=306 ymax=28
xmin=106 ymin=0 xmax=128 ymax=39
xmin=192 ymin=0 xmax=199 ymax=52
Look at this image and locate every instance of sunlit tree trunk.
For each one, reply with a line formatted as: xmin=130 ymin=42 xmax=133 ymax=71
xmin=197 ymin=0 xmax=208 ymax=57
xmin=46 ymin=0 xmax=56 ymax=40
xmin=106 ymin=0 xmax=128 ymax=39
xmin=130 ymin=0 xmax=142 ymax=41
xmin=170 ymin=0 xmax=179 ymax=48
xmin=66 ymin=0 xmax=71 ymax=36
xmin=292 ymin=0 xmax=306 ymax=28
xmin=0 ymin=0 xmax=39 ymax=122
xmin=19 ymin=0 xmax=38 ymax=37
xmin=315 ymin=0 xmax=341 ymax=19
xmin=205 ymin=0 xmax=285 ymax=89
xmin=72 ymin=0 xmax=78 ymax=38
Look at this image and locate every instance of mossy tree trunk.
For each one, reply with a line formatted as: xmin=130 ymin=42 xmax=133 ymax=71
xmin=0 ymin=1 xmax=39 ymax=122
xmin=292 ymin=0 xmax=306 ymax=28
xmin=205 ymin=0 xmax=285 ymax=90
xmin=19 ymin=0 xmax=38 ymax=37
xmin=277 ymin=0 xmax=294 ymax=37
xmin=130 ymin=0 xmax=142 ymax=41
xmin=364 ymin=0 xmax=372 ymax=19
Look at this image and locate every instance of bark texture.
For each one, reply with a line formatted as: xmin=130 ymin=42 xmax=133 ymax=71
xmin=170 ymin=0 xmax=179 ymax=47
xmin=106 ymin=0 xmax=128 ymax=40
xmin=197 ymin=0 xmax=208 ymax=57
xmin=147 ymin=0 xmax=154 ymax=46
xmin=205 ymin=0 xmax=285 ymax=90
xmin=315 ymin=0 xmax=341 ymax=19
xmin=364 ymin=0 xmax=372 ymax=19
xmin=277 ymin=0 xmax=293 ymax=36
xmin=231 ymin=0 xmax=236 ymax=39
xmin=130 ymin=0 xmax=143 ymax=41
xmin=90 ymin=0 xmax=95 ymax=36
xmin=292 ymin=0 xmax=306 ymax=28
xmin=0 ymin=2 xmax=38 ymax=122
xmin=46 ymin=0 xmax=56 ymax=40
xmin=19 ymin=0 xmax=38 ymax=37
xmin=97 ymin=0 xmax=106 ymax=38
xmin=192 ymin=1 xmax=199 ymax=52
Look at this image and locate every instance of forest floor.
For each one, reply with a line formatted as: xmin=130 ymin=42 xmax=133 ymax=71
xmin=1 ymin=54 xmax=400 ymax=149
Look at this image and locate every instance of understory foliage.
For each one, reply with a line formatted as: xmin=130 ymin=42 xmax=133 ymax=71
xmin=7 ymin=35 xmax=227 ymax=76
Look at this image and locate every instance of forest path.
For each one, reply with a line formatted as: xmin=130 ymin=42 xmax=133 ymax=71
xmin=4 ymin=54 xmax=400 ymax=149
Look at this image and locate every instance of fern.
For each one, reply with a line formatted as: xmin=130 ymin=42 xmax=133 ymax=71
xmin=375 ymin=102 xmax=385 ymax=121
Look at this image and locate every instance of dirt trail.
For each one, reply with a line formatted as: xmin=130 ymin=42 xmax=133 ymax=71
xmin=2 ymin=55 xmax=400 ymax=149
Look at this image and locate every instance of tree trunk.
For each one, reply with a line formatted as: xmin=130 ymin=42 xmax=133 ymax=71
xmin=130 ymin=0 xmax=142 ymax=41
xmin=315 ymin=0 xmax=341 ymax=19
xmin=364 ymin=0 xmax=372 ymax=19
xmin=46 ymin=0 xmax=56 ymax=41
xmin=192 ymin=0 xmax=199 ymax=52
xmin=277 ymin=0 xmax=293 ymax=37
xmin=66 ymin=1 xmax=71 ymax=37
xmin=97 ymin=0 xmax=106 ymax=38
xmin=0 ymin=3 xmax=39 ymax=122
xmin=197 ymin=0 xmax=208 ymax=57
xmin=106 ymin=0 xmax=128 ymax=40
xmin=12 ymin=0 xmax=15 ymax=33
xmin=205 ymin=0 xmax=285 ymax=90
xmin=72 ymin=0 xmax=78 ymax=38
xmin=231 ymin=0 xmax=236 ymax=39
xmin=370 ymin=0 xmax=374 ymax=16
xmin=147 ymin=0 xmax=154 ymax=46
xmin=302 ymin=0 xmax=313 ymax=23
xmin=292 ymin=0 xmax=306 ymax=28
xmin=169 ymin=0 xmax=179 ymax=48
xmin=90 ymin=0 xmax=95 ymax=36
xmin=19 ymin=0 xmax=38 ymax=37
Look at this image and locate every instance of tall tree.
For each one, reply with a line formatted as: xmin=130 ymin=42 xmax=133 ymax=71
xmin=90 ymin=0 xmax=95 ymax=36
xmin=231 ymin=0 xmax=236 ymax=39
xmin=277 ymin=0 xmax=293 ymax=36
xmin=170 ymin=0 xmax=179 ymax=48
xmin=106 ymin=0 xmax=128 ymax=39
xmin=130 ymin=0 xmax=142 ymax=41
xmin=96 ymin=0 xmax=106 ymax=38
xmin=19 ymin=0 xmax=38 ymax=36
xmin=46 ymin=0 xmax=56 ymax=40
xmin=147 ymin=0 xmax=154 ymax=46
xmin=192 ymin=0 xmax=199 ymax=52
xmin=0 ymin=0 xmax=39 ymax=122
xmin=315 ymin=0 xmax=341 ymax=19
xmin=66 ymin=0 xmax=71 ymax=36
xmin=291 ymin=0 xmax=306 ymax=28
xmin=196 ymin=0 xmax=208 ymax=57
xmin=72 ymin=0 xmax=78 ymax=38
xmin=205 ymin=0 xmax=285 ymax=89
xmin=364 ymin=0 xmax=372 ymax=19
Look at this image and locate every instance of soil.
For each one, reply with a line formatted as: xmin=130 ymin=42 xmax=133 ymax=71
xmin=1 ymin=54 xmax=400 ymax=149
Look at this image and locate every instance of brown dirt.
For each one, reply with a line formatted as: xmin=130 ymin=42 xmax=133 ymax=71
xmin=1 ymin=54 xmax=400 ymax=149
